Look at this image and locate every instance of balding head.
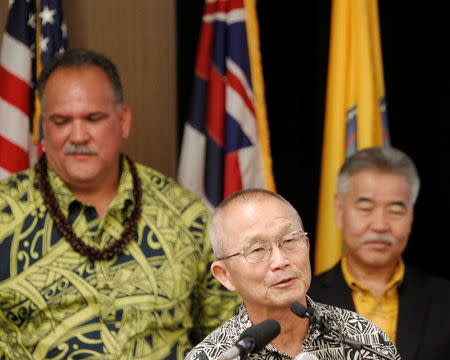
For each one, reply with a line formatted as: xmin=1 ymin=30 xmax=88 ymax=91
xmin=210 ymin=189 xmax=303 ymax=259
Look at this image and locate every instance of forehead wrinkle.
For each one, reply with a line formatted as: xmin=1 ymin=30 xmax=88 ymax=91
xmin=242 ymin=222 xmax=300 ymax=246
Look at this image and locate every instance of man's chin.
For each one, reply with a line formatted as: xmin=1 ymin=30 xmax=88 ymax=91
xmin=270 ymin=289 xmax=307 ymax=308
xmin=363 ymin=255 xmax=393 ymax=269
xmin=63 ymin=169 xmax=102 ymax=187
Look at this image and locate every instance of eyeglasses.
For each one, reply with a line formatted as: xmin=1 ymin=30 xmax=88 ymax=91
xmin=216 ymin=230 xmax=308 ymax=264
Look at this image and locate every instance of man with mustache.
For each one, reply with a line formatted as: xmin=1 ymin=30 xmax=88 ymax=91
xmin=0 ymin=48 xmax=239 ymax=359
xmin=308 ymin=146 xmax=450 ymax=360
xmin=186 ymin=188 xmax=400 ymax=359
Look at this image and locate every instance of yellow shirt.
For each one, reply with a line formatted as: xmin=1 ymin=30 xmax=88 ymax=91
xmin=341 ymin=254 xmax=404 ymax=344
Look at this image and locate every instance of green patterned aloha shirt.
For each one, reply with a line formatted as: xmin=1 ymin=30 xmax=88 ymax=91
xmin=0 ymin=157 xmax=240 ymax=360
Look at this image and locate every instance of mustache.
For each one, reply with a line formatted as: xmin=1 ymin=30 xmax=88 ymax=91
xmin=63 ymin=144 xmax=99 ymax=155
xmin=361 ymin=233 xmax=395 ymax=246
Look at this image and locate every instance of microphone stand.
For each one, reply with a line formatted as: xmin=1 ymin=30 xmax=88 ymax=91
xmin=305 ymin=306 xmax=395 ymax=360
xmin=321 ymin=327 xmax=395 ymax=360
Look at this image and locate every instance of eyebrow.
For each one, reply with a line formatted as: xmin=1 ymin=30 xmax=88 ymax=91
xmin=48 ymin=113 xmax=68 ymax=120
xmin=356 ymin=197 xmax=407 ymax=208
xmin=244 ymin=227 xmax=299 ymax=244
xmin=387 ymin=201 xmax=408 ymax=208
xmin=48 ymin=111 xmax=108 ymax=120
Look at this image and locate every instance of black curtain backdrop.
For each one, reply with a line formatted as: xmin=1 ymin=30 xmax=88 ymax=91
xmin=176 ymin=1 xmax=449 ymax=280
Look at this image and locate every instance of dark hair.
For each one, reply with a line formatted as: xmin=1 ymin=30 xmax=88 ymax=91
xmin=337 ymin=146 xmax=420 ymax=204
xmin=37 ymin=48 xmax=124 ymax=106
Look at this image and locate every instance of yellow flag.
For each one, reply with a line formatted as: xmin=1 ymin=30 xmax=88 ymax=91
xmin=315 ymin=0 xmax=390 ymax=275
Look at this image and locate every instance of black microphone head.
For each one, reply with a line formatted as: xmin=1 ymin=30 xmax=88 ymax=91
xmin=238 ymin=319 xmax=281 ymax=352
xmin=290 ymin=301 xmax=308 ymax=318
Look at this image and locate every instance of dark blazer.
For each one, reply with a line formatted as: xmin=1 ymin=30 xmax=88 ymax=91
xmin=308 ymin=262 xmax=450 ymax=360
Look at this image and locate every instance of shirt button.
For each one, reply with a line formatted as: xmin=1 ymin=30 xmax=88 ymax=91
xmin=376 ymin=305 xmax=381 ymax=311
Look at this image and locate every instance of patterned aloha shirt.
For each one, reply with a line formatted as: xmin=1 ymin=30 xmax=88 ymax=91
xmin=0 ymin=157 xmax=240 ymax=360
xmin=186 ymin=297 xmax=401 ymax=360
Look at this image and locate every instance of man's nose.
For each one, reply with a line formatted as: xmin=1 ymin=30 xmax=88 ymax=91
xmin=371 ymin=208 xmax=390 ymax=232
xmin=70 ymin=119 xmax=89 ymax=143
xmin=269 ymin=242 xmax=289 ymax=269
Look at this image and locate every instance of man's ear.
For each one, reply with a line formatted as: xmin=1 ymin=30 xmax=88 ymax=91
xmin=334 ymin=194 xmax=343 ymax=230
xmin=305 ymin=234 xmax=310 ymax=250
xmin=119 ymin=104 xmax=132 ymax=140
xmin=211 ymin=261 xmax=236 ymax=292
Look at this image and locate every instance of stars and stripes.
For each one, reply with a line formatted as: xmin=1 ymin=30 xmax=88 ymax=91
xmin=0 ymin=0 xmax=67 ymax=180
xmin=178 ymin=0 xmax=275 ymax=210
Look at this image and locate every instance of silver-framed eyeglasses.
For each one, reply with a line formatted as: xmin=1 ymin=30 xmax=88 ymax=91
xmin=216 ymin=230 xmax=308 ymax=264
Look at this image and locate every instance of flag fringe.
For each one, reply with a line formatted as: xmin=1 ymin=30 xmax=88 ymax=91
xmin=244 ymin=0 xmax=276 ymax=192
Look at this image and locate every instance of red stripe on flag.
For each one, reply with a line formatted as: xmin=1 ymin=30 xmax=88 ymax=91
xmin=229 ymin=0 xmax=244 ymax=11
xmin=195 ymin=22 xmax=214 ymax=80
xmin=346 ymin=132 xmax=357 ymax=149
xmin=0 ymin=66 xmax=30 ymax=115
xmin=204 ymin=0 xmax=244 ymax=16
xmin=0 ymin=135 xmax=29 ymax=173
xmin=199 ymin=0 xmax=246 ymax=79
xmin=227 ymin=68 xmax=255 ymax=116
xmin=224 ymin=151 xmax=242 ymax=198
xmin=204 ymin=0 xmax=228 ymax=15
xmin=206 ymin=66 xmax=225 ymax=147
xmin=37 ymin=140 xmax=44 ymax=156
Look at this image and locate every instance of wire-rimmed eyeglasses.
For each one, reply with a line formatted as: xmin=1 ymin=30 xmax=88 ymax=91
xmin=216 ymin=230 xmax=308 ymax=264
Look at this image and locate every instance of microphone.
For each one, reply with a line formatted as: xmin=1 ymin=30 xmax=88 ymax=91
xmin=217 ymin=337 xmax=254 ymax=360
xmin=289 ymin=301 xmax=309 ymax=318
xmin=218 ymin=319 xmax=281 ymax=360
xmin=290 ymin=302 xmax=332 ymax=334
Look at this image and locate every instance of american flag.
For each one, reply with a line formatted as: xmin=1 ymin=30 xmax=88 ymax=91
xmin=0 ymin=0 xmax=67 ymax=180
xmin=178 ymin=0 xmax=275 ymax=209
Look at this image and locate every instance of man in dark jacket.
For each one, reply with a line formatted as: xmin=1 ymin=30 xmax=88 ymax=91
xmin=308 ymin=146 xmax=450 ymax=360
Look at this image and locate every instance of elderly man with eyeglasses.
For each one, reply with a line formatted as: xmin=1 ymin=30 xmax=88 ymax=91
xmin=185 ymin=188 xmax=400 ymax=360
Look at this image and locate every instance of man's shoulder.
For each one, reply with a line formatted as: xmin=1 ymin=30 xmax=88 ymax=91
xmin=313 ymin=301 xmax=397 ymax=349
xmin=405 ymin=265 xmax=450 ymax=283
xmin=136 ymin=163 xmax=205 ymax=201
xmin=0 ymin=167 xmax=36 ymax=188
xmin=309 ymin=262 xmax=343 ymax=292
xmin=0 ymin=168 xmax=38 ymax=202
xmin=314 ymin=262 xmax=341 ymax=279
xmin=403 ymin=265 xmax=450 ymax=296
xmin=0 ymin=168 xmax=40 ymax=251
xmin=134 ymin=162 xmax=173 ymax=186
xmin=314 ymin=300 xmax=361 ymax=323
xmin=136 ymin=164 xmax=211 ymax=223
xmin=185 ymin=315 xmax=241 ymax=360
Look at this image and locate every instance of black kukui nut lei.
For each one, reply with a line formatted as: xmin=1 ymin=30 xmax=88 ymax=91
xmin=36 ymin=153 xmax=142 ymax=261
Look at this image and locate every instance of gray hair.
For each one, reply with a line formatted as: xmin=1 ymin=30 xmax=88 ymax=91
xmin=37 ymin=48 xmax=124 ymax=109
xmin=337 ymin=146 xmax=420 ymax=205
xmin=210 ymin=188 xmax=303 ymax=259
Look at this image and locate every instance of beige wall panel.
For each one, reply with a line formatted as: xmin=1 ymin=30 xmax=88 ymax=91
xmin=0 ymin=2 xmax=6 ymax=42
xmin=0 ymin=0 xmax=177 ymax=178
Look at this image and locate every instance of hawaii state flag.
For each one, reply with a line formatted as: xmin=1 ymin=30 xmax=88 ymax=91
xmin=177 ymin=0 xmax=275 ymax=210
xmin=0 ymin=0 xmax=67 ymax=180
xmin=315 ymin=0 xmax=390 ymax=275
